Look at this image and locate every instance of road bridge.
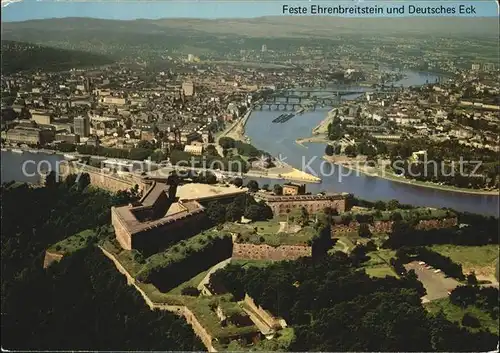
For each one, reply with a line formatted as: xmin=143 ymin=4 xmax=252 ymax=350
xmin=254 ymin=103 xmax=310 ymax=111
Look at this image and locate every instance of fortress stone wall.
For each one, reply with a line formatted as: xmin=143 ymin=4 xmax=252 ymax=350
xmin=232 ymin=242 xmax=312 ymax=261
xmin=99 ymin=246 xmax=217 ymax=352
xmin=415 ymin=217 xmax=458 ymax=230
xmin=111 ymin=208 xmax=132 ymax=250
xmin=331 ymin=217 xmax=458 ymax=235
xmin=244 ymin=294 xmax=285 ymax=330
xmin=58 ymin=162 xmax=147 ymax=193
xmin=265 ymin=195 xmax=349 ymax=216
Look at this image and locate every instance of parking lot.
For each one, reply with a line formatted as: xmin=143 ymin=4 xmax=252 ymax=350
xmin=405 ymin=261 xmax=460 ymax=302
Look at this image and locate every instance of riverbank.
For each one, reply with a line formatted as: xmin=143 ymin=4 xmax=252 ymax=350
xmin=218 ymin=109 xmax=322 ymax=183
xmin=217 ymin=108 xmax=253 ymax=144
xmin=295 ymin=135 xmax=328 ymax=148
xmin=1 ymin=143 xmax=322 ymax=185
xmin=311 ymin=107 xmax=336 ymax=135
xmin=323 ymin=155 xmax=500 ymax=196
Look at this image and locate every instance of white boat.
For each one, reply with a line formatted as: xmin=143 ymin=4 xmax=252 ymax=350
xmin=64 ymin=154 xmax=78 ymax=160
xmin=1 ymin=148 xmax=7 ymax=152
xmin=11 ymin=149 xmax=24 ymax=154
xmin=29 ymin=149 xmax=39 ymax=154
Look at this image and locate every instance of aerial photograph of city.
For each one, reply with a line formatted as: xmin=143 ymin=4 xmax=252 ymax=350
xmin=1 ymin=0 xmax=499 ymax=351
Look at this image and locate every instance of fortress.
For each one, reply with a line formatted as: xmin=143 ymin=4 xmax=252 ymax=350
xmin=232 ymin=242 xmax=312 ymax=261
xmin=111 ymin=180 xmax=206 ymax=255
xmin=256 ymin=191 xmax=352 ymax=215
xmin=58 ymin=161 xmax=147 ymax=193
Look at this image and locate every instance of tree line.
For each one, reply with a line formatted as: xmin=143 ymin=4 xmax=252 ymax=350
xmin=1 ymin=178 xmax=202 ymax=350
xmin=205 ymin=194 xmax=273 ymax=225
xmin=394 ymin=246 xmax=465 ymax=280
xmin=210 ymin=253 xmax=498 ymax=351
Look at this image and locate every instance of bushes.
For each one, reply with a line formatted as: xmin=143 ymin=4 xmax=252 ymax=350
xmin=450 ymin=285 xmax=499 ymax=319
xmin=461 ymin=313 xmax=481 ymax=328
xmin=181 ymin=286 xmax=200 ymax=297
xmin=139 ymin=234 xmax=232 ymax=292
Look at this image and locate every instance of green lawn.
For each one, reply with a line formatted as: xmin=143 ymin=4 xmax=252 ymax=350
xmin=365 ymin=265 xmax=398 ymax=278
xmin=48 ymin=229 xmax=96 ymax=254
xmin=187 ymin=296 xmax=260 ymax=339
xmin=230 ymin=259 xmax=274 ymax=269
xmin=364 ymin=249 xmax=396 ymax=266
xmin=226 ymin=219 xmax=317 ymax=247
xmin=431 ymin=245 xmax=499 ymax=277
xmin=137 ymin=229 xmax=230 ymax=279
xmin=426 ymin=297 xmax=499 ymax=335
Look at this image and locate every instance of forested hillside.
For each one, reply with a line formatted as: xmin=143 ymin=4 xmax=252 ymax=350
xmin=1 ymin=40 xmax=113 ymax=74
xmin=0 ymin=179 xmax=202 ymax=350
xmin=212 ymin=256 xmax=499 ymax=351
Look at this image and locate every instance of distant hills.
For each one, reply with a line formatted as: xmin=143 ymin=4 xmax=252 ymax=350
xmin=2 ymin=40 xmax=113 ymax=74
xmin=1 ymin=17 xmax=497 ymax=61
xmin=3 ymin=16 xmax=498 ymax=40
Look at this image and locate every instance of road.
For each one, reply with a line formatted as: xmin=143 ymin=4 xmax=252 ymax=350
xmin=197 ymin=258 xmax=232 ymax=293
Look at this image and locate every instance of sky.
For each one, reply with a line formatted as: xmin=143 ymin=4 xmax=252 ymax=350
xmin=2 ymin=0 xmax=498 ymax=21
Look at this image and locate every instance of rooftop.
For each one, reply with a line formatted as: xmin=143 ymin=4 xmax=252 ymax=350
xmin=113 ymin=182 xmax=204 ymax=235
xmin=176 ymin=183 xmax=247 ymax=202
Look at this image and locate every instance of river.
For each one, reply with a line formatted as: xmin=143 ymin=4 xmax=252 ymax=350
xmin=1 ymin=72 xmax=498 ymax=216
xmin=244 ymin=71 xmax=499 ymax=217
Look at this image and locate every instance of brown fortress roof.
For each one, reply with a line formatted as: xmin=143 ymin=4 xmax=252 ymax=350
xmin=112 ymin=181 xmax=204 ymax=236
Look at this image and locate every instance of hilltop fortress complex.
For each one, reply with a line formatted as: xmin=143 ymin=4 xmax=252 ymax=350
xmin=45 ymin=163 xmax=460 ymax=352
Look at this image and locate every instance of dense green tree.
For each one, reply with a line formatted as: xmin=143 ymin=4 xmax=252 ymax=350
xmin=358 ymin=222 xmax=372 ymax=238
xmin=246 ymin=180 xmax=259 ymax=192
xmin=77 ymin=172 xmax=91 ymax=191
xmin=232 ymin=177 xmax=243 ymax=187
xmin=206 ymin=201 xmax=227 ymax=225
xmin=325 ymin=144 xmax=334 ymax=156
xmin=461 ymin=313 xmax=481 ymax=328
xmin=0 ymin=182 xmax=197 ymax=351
xmin=44 ymin=171 xmax=58 ymax=188
xmin=273 ymin=184 xmax=283 ymax=195
xmin=466 ymin=271 xmax=479 ymax=286
xmin=226 ymin=202 xmax=244 ymax=222
xmin=387 ymin=199 xmax=401 ymax=210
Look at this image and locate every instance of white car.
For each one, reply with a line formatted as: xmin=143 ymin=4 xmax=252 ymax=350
xmin=434 ymin=269 xmax=441 ymax=273
xmin=418 ymin=261 xmax=425 ymax=265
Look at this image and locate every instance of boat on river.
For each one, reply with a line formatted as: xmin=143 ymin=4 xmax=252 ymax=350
xmin=11 ymin=149 xmax=24 ymax=154
xmin=64 ymin=154 xmax=78 ymax=160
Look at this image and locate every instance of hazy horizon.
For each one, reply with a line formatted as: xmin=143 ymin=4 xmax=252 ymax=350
xmin=2 ymin=0 xmax=498 ymax=22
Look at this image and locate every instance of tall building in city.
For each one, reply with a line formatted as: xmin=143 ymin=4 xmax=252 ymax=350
xmin=471 ymin=63 xmax=481 ymax=71
xmin=73 ymin=115 xmax=90 ymax=137
xmin=261 ymin=44 xmax=267 ymax=53
xmin=84 ymin=77 xmax=92 ymax=93
xmin=182 ymin=81 xmax=195 ymax=96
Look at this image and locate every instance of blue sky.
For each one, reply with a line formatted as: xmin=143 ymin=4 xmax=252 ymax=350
xmin=2 ymin=1 xmax=498 ymax=21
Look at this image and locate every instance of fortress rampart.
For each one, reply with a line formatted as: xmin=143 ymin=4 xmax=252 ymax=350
xmin=331 ymin=217 xmax=458 ymax=235
xmin=58 ymin=162 xmax=147 ymax=193
xmin=244 ymin=294 xmax=285 ymax=330
xmin=232 ymin=242 xmax=312 ymax=261
xmin=258 ymin=192 xmax=352 ymax=216
xmin=99 ymin=246 xmax=217 ymax=352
